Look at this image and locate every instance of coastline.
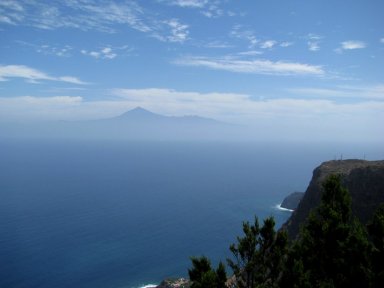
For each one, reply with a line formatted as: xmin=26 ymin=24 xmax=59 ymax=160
xmin=275 ymin=203 xmax=294 ymax=212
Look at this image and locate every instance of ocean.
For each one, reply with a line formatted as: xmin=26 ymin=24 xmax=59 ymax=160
xmin=0 ymin=139 xmax=382 ymax=288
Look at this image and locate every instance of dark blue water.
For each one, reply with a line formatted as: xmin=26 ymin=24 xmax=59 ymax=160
xmin=0 ymin=140 xmax=382 ymax=288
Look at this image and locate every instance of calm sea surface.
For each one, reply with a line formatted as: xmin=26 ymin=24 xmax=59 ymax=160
xmin=0 ymin=139 xmax=382 ymax=288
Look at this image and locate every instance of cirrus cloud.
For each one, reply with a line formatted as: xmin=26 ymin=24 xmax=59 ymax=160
xmin=0 ymin=64 xmax=87 ymax=84
xmin=288 ymin=84 xmax=384 ymax=100
xmin=0 ymin=0 xmax=190 ymax=43
xmin=260 ymin=40 xmax=277 ymax=49
xmin=341 ymin=40 xmax=366 ymax=50
xmin=335 ymin=40 xmax=367 ymax=53
xmin=159 ymin=0 xmax=224 ymax=18
xmin=163 ymin=19 xmax=189 ymax=42
xmin=307 ymin=33 xmax=322 ymax=52
xmin=174 ymin=56 xmax=324 ymax=76
xmin=81 ymin=47 xmax=117 ymax=60
xmin=160 ymin=0 xmax=208 ymax=8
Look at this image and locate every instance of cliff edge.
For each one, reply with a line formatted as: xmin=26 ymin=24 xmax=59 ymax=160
xmin=283 ymin=159 xmax=384 ymax=239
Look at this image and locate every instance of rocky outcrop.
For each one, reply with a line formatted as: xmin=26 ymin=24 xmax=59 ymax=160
xmin=283 ymin=159 xmax=384 ymax=239
xmin=156 ymin=278 xmax=190 ymax=288
xmin=280 ymin=192 xmax=304 ymax=210
xmin=156 ymin=277 xmax=237 ymax=288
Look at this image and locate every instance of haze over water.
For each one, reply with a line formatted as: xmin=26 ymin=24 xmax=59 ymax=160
xmin=1 ymin=139 xmax=382 ymax=288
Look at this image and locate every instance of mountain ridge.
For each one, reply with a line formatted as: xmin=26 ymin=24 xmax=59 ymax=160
xmin=111 ymin=107 xmax=223 ymax=125
xmin=114 ymin=107 xmax=165 ymax=121
xmin=0 ymin=107 xmax=243 ymax=140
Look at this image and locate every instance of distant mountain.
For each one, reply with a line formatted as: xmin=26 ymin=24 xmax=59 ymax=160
xmin=86 ymin=107 xmax=232 ymax=140
xmin=111 ymin=107 xmax=222 ymax=126
xmin=113 ymin=107 xmax=165 ymax=122
xmin=0 ymin=107 xmax=242 ymax=140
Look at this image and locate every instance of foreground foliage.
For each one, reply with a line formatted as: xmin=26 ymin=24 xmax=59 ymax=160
xmin=188 ymin=256 xmax=227 ymax=288
xmin=282 ymin=175 xmax=372 ymax=288
xmin=188 ymin=174 xmax=384 ymax=287
xmin=227 ymin=216 xmax=287 ymax=288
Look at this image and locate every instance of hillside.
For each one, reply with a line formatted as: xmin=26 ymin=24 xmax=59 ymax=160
xmin=283 ymin=159 xmax=384 ymax=239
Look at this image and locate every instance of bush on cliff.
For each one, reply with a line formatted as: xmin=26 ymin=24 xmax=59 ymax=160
xmin=282 ymin=174 xmax=372 ymax=287
xmin=188 ymin=256 xmax=226 ymax=288
xmin=368 ymin=203 xmax=384 ymax=287
xmin=188 ymin=174 xmax=383 ymax=287
xmin=227 ymin=216 xmax=288 ymax=288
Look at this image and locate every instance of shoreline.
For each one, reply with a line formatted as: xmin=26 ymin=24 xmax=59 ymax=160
xmin=275 ymin=203 xmax=294 ymax=212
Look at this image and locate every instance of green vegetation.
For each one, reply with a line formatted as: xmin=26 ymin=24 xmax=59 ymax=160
xmin=368 ymin=203 xmax=384 ymax=287
xmin=188 ymin=256 xmax=227 ymax=288
xmin=282 ymin=175 xmax=372 ymax=288
xmin=188 ymin=174 xmax=384 ymax=287
xmin=227 ymin=216 xmax=287 ymax=288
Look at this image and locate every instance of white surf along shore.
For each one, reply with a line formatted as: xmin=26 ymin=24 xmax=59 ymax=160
xmin=275 ymin=204 xmax=294 ymax=212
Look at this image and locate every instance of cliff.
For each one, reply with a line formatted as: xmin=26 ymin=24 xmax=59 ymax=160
xmin=283 ymin=159 xmax=384 ymax=239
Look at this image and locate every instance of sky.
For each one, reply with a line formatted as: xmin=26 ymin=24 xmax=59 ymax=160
xmin=0 ymin=0 xmax=383 ymax=142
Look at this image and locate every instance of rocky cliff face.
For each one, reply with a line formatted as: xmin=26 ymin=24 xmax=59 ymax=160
xmin=156 ymin=278 xmax=190 ymax=288
xmin=283 ymin=159 xmax=384 ymax=239
xmin=280 ymin=192 xmax=304 ymax=210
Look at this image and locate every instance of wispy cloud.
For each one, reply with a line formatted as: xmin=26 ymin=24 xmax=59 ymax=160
xmin=307 ymin=33 xmax=322 ymax=52
xmin=0 ymin=0 xmax=150 ymax=32
xmin=288 ymin=84 xmax=384 ymax=100
xmin=16 ymin=41 xmax=134 ymax=59
xmin=161 ymin=0 xmax=208 ymax=8
xmin=162 ymin=19 xmax=189 ymax=42
xmin=260 ymin=40 xmax=277 ymax=49
xmin=280 ymin=42 xmax=293 ymax=47
xmin=204 ymin=41 xmax=233 ymax=49
xmin=81 ymin=47 xmax=117 ymax=60
xmin=380 ymin=38 xmax=384 ymax=44
xmin=175 ymin=56 xmax=324 ymax=76
xmin=0 ymin=0 xmax=24 ymax=24
xmin=0 ymin=1 xmax=190 ymax=43
xmin=201 ymin=5 xmax=223 ymax=18
xmin=0 ymin=64 xmax=87 ymax=84
xmin=113 ymin=88 xmax=250 ymax=111
xmin=0 ymin=95 xmax=82 ymax=105
xmin=229 ymin=25 xmax=258 ymax=48
xmin=335 ymin=40 xmax=367 ymax=53
xmin=37 ymin=44 xmax=72 ymax=57
xmin=57 ymin=76 xmax=87 ymax=85
xmin=16 ymin=41 xmax=73 ymax=57
xmin=308 ymin=41 xmax=320 ymax=51
xmin=237 ymin=51 xmax=263 ymax=56
xmin=341 ymin=40 xmax=366 ymax=50
xmin=230 ymin=26 xmax=294 ymax=51
xmin=160 ymin=0 xmax=224 ymax=18
xmin=0 ymin=0 xmax=24 ymax=12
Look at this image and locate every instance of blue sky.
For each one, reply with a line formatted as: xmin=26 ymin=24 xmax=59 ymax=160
xmin=0 ymin=0 xmax=383 ymax=141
